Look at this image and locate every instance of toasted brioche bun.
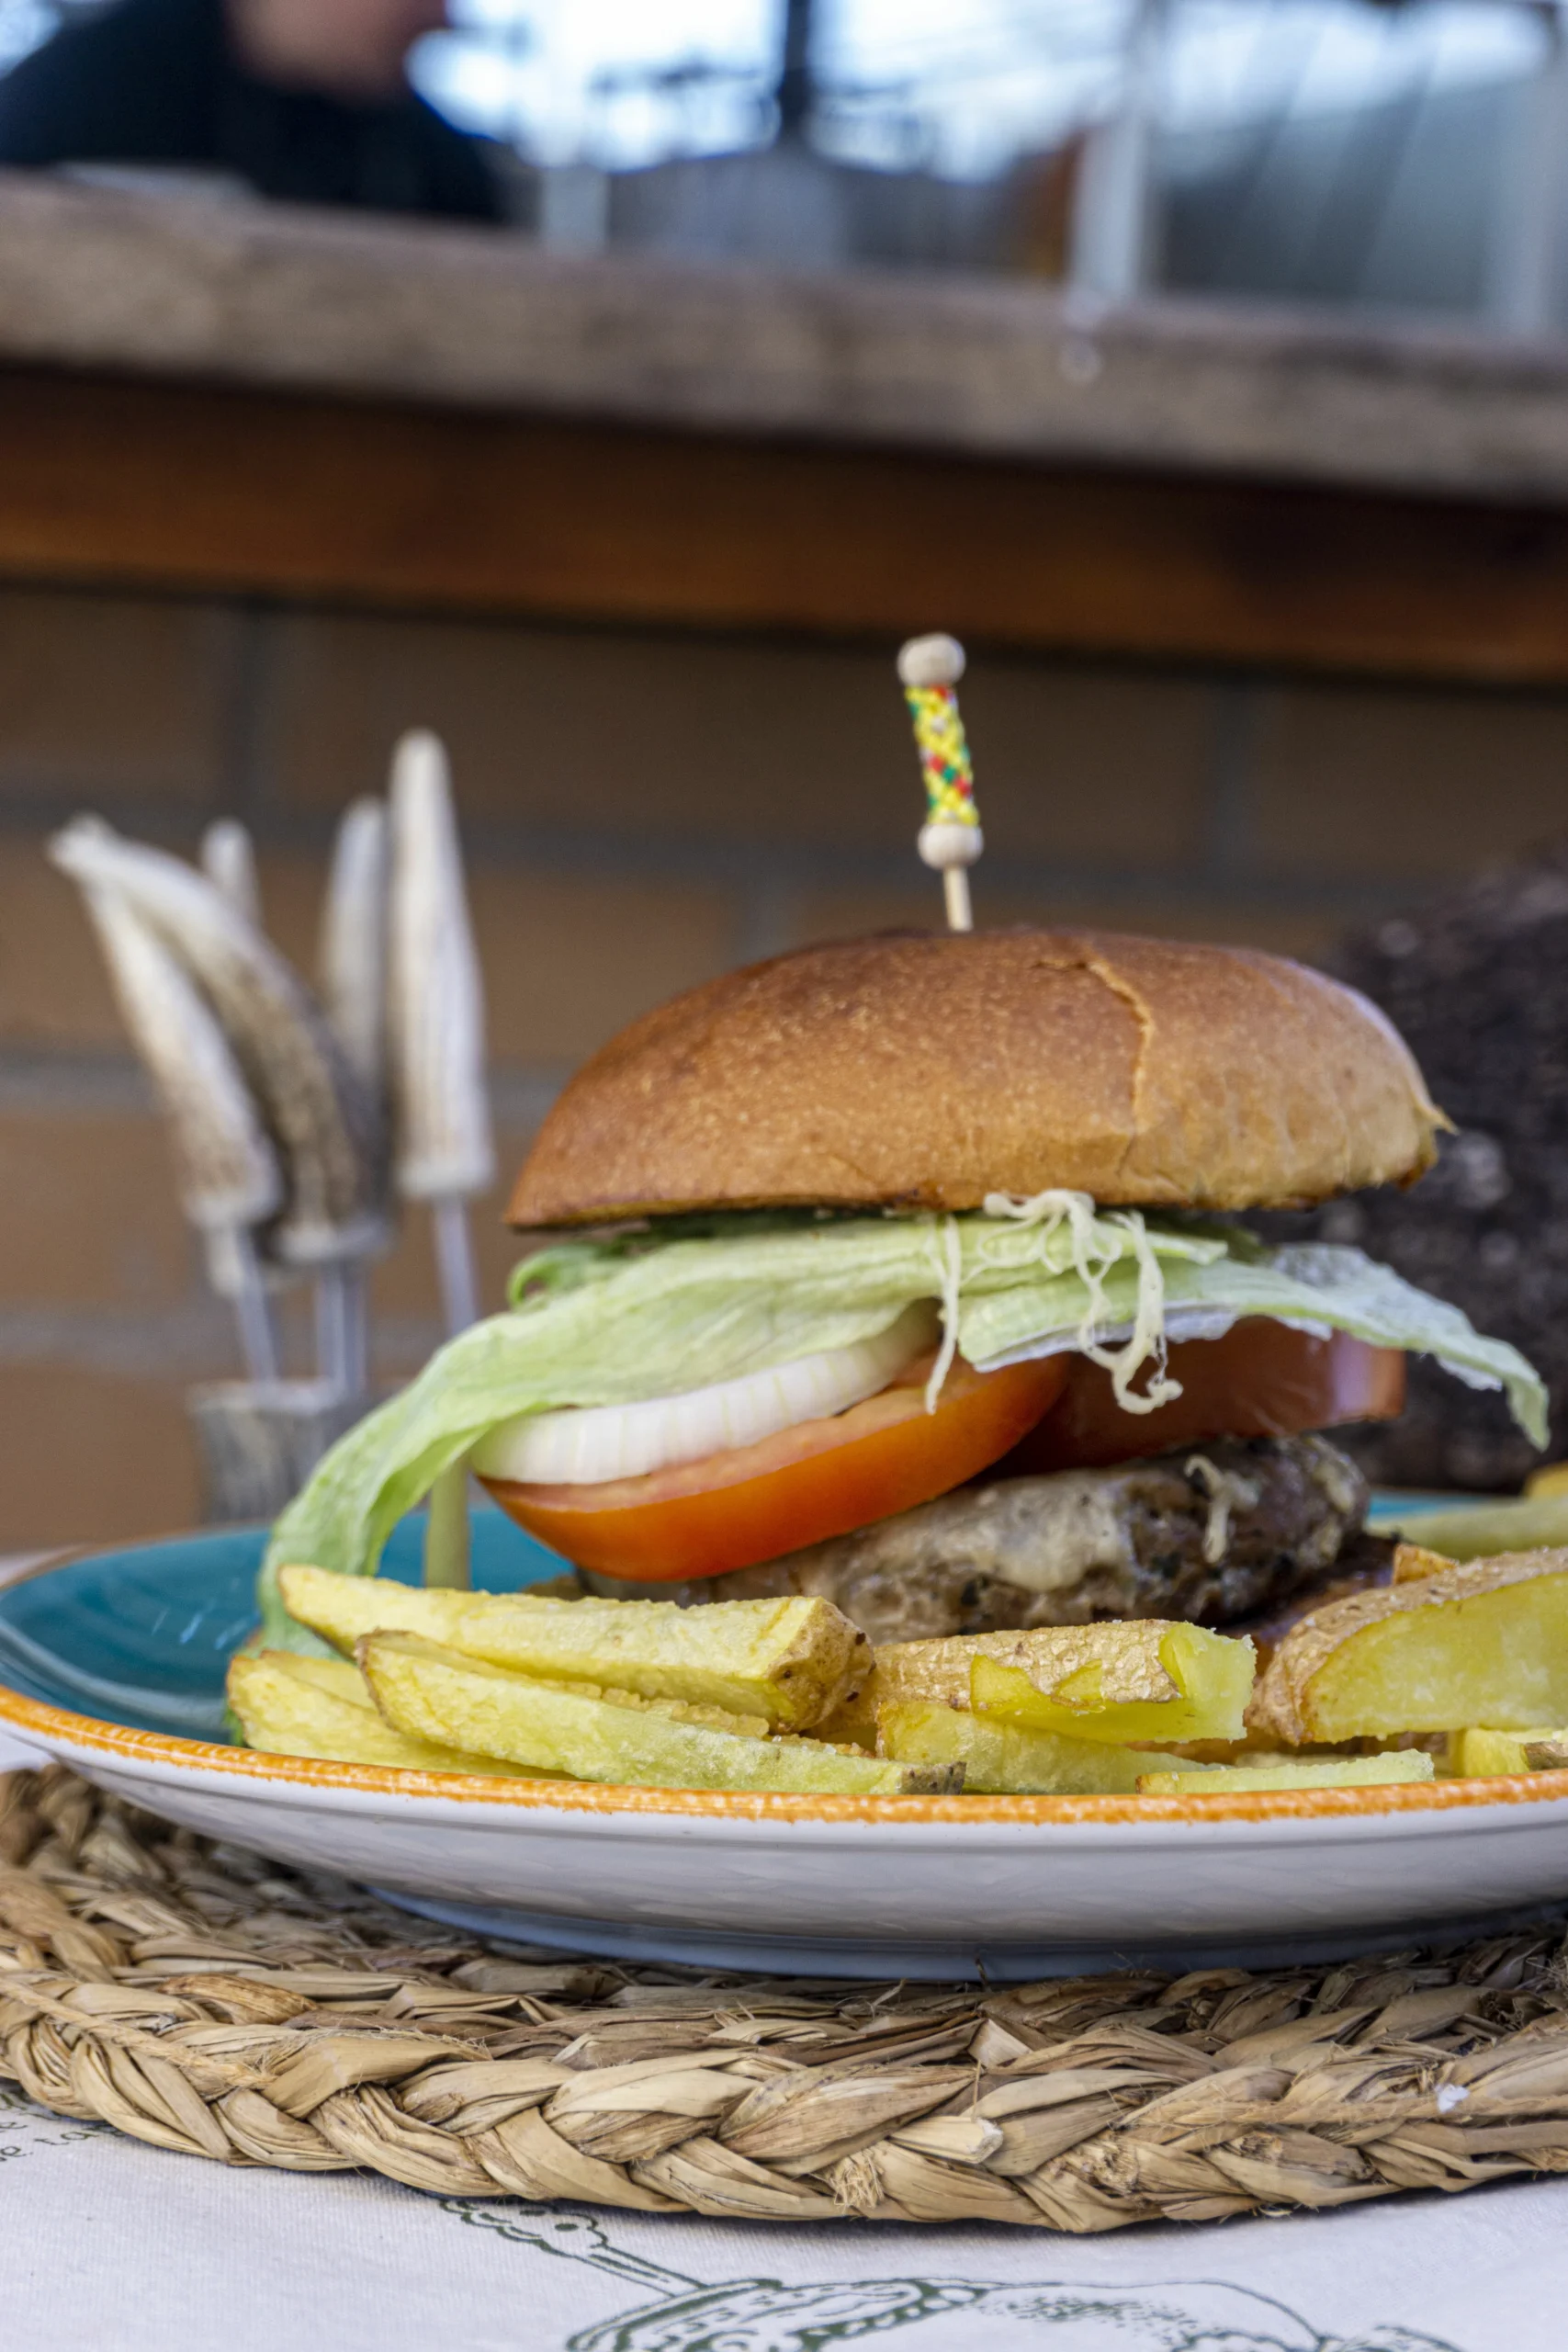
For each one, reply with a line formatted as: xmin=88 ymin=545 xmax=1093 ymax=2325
xmin=508 ymin=928 xmax=1445 ymax=1228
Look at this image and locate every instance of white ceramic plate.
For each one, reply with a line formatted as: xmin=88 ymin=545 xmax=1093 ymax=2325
xmin=5 ymin=1523 xmax=1568 ymax=1982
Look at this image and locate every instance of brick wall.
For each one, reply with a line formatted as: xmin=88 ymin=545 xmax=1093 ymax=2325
xmin=3 ymin=579 xmax=1567 ymax=1547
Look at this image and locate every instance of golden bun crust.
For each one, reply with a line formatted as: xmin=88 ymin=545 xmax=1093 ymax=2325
xmin=507 ymin=928 xmax=1445 ymax=1227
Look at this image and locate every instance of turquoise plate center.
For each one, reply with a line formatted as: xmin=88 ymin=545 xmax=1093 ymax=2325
xmin=0 ymin=1510 xmax=563 ymax=1743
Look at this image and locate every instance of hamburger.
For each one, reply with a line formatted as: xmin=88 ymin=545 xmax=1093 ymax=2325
xmin=262 ymin=929 xmax=1546 ymax=1651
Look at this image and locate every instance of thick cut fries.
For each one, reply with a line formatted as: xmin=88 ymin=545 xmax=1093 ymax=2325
xmin=228 ymin=1651 xmax=547 ymax=1775
xmin=877 ymin=1701 xmax=1204 ymax=1795
xmin=1391 ymin=1543 xmax=1457 ymax=1583
xmin=1448 ymin=1726 xmax=1568 ymax=1776
xmin=1386 ymin=1496 xmax=1568 ymax=1564
xmin=1248 ymin=1549 xmax=1568 ymax=1744
xmin=841 ymin=1622 xmax=1254 ymax=1748
xmin=1136 ymin=1751 xmax=1433 ymax=1796
xmin=968 ymin=1624 xmax=1254 ymax=1746
xmin=279 ymin=1561 xmax=866 ymax=1730
xmin=359 ymin=1631 xmax=962 ymax=1796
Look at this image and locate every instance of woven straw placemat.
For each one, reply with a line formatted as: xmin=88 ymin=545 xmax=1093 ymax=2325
xmin=5 ymin=1763 xmax=1568 ymax=2231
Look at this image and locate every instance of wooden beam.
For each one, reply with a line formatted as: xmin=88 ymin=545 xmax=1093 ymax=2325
xmin=6 ymin=366 xmax=1568 ymax=682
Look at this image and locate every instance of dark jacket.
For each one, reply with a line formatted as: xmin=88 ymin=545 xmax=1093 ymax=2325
xmin=0 ymin=0 xmax=504 ymax=220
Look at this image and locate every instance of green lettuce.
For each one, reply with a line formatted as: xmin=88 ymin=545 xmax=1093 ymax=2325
xmin=260 ymin=1200 xmax=1546 ymax=1643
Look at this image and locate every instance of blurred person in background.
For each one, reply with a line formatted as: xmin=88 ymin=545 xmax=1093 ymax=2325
xmin=0 ymin=0 xmax=504 ymax=219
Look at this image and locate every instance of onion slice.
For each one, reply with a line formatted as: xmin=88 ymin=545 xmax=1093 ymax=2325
xmin=469 ymin=1302 xmax=940 ymax=1487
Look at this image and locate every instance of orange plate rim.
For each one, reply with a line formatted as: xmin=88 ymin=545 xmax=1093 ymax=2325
xmin=6 ymin=1676 xmax=1568 ymax=1830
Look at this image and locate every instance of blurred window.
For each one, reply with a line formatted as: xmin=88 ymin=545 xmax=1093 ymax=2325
xmin=4 ymin=0 xmax=1565 ymax=328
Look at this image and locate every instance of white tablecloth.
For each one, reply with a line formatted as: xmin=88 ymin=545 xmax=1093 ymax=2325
xmin=2 ymin=2076 xmax=1564 ymax=2352
xmin=4 ymin=1726 xmax=1564 ymax=2352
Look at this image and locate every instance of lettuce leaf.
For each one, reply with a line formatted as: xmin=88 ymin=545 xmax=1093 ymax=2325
xmin=964 ymin=1242 xmax=1545 ymax=1445
xmin=260 ymin=1204 xmax=1545 ymax=1641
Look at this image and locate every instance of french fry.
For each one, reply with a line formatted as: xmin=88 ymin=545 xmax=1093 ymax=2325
xmin=359 ymin=1632 xmax=962 ymax=1796
xmin=1137 ymin=1751 xmax=1434 ymax=1796
xmin=1391 ymin=1542 xmax=1458 ymax=1584
xmin=1249 ymin=1550 xmax=1568 ymax=1744
xmin=846 ymin=1622 xmax=1254 ymax=1747
xmin=279 ymin=1561 xmax=866 ymax=1731
xmin=877 ymin=1701 xmax=1206 ymax=1795
xmin=227 ymin=1651 xmax=547 ymax=1776
xmin=274 ymin=1654 xmax=376 ymax=1708
xmin=1448 ymin=1726 xmax=1568 ymax=1777
xmin=967 ymin=1623 xmax=1254 ymax=1746
xmin=1384 ymin=1496 xmax=1568 ymax=1564
xmin=815 ymin=1689 xmax=878 ymax=1750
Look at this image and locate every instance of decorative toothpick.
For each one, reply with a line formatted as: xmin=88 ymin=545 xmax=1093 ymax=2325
xmin=897 ymin=633 xmax=983 ymax=933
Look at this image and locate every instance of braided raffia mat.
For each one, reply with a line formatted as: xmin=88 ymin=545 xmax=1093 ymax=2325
xmin=6 ymin=1766 xmax=1568 ymax=2232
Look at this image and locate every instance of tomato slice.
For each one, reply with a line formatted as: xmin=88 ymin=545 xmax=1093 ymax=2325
xmin=998 ymin=1319 xmax=1406 ymax=1477
xmin=482 ymin=1351 xmax=1066 ymax=1582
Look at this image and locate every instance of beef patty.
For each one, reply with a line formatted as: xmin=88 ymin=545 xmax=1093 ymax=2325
xmin=579 ymin=1433 xmax=1383 ymax=1648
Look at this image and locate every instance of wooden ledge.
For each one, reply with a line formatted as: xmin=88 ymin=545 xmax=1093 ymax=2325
xmin=3 ymin=172 xmax=1568 ymax=505
xmin=5 ymin=366 xmax=1568 ymax=681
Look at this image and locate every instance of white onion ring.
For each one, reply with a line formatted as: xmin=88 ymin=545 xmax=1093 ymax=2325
xmin=470 ymin=1302 xmax=939 ymax=1487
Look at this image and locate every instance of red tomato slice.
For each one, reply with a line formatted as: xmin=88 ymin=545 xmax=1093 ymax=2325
xmin=482 ymin=1351 xmax=1066 ymax=1582
xmin=998 ymin=1319 xmax=1406 ymax=1477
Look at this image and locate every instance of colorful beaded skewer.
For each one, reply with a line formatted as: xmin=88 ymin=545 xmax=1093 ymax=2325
xmin=897 ymin=632 xmax=983 ymax=933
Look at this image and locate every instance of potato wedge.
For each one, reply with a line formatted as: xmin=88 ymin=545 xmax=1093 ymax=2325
xmin=877 ymin=1701 xmax=1205 ymax=1795
xmin=967 ymin=1623 xmax=1254 ymax=1745
xmin=359 ymin=1632 xmax=961 ymax=1796
xmin=279 ymin=1561 xmax=866 ymax=1731
xmin=1249 ymin=1549 xmax=1568 ymax=1744
xmin=1137 ymin=1751 xmax=1434 ymax=1796
xmin=1448 ymin=1725 xmax=1568 ymax=1777
xmin=228 ymin=1651 xmax=547 ymax=1776
xmin=846 ymin=1622 xmax=1254 ymax=1747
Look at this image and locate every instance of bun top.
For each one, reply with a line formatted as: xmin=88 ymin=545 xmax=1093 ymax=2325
xmin=508 ymin=928 xmax=1445 ymax=1228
